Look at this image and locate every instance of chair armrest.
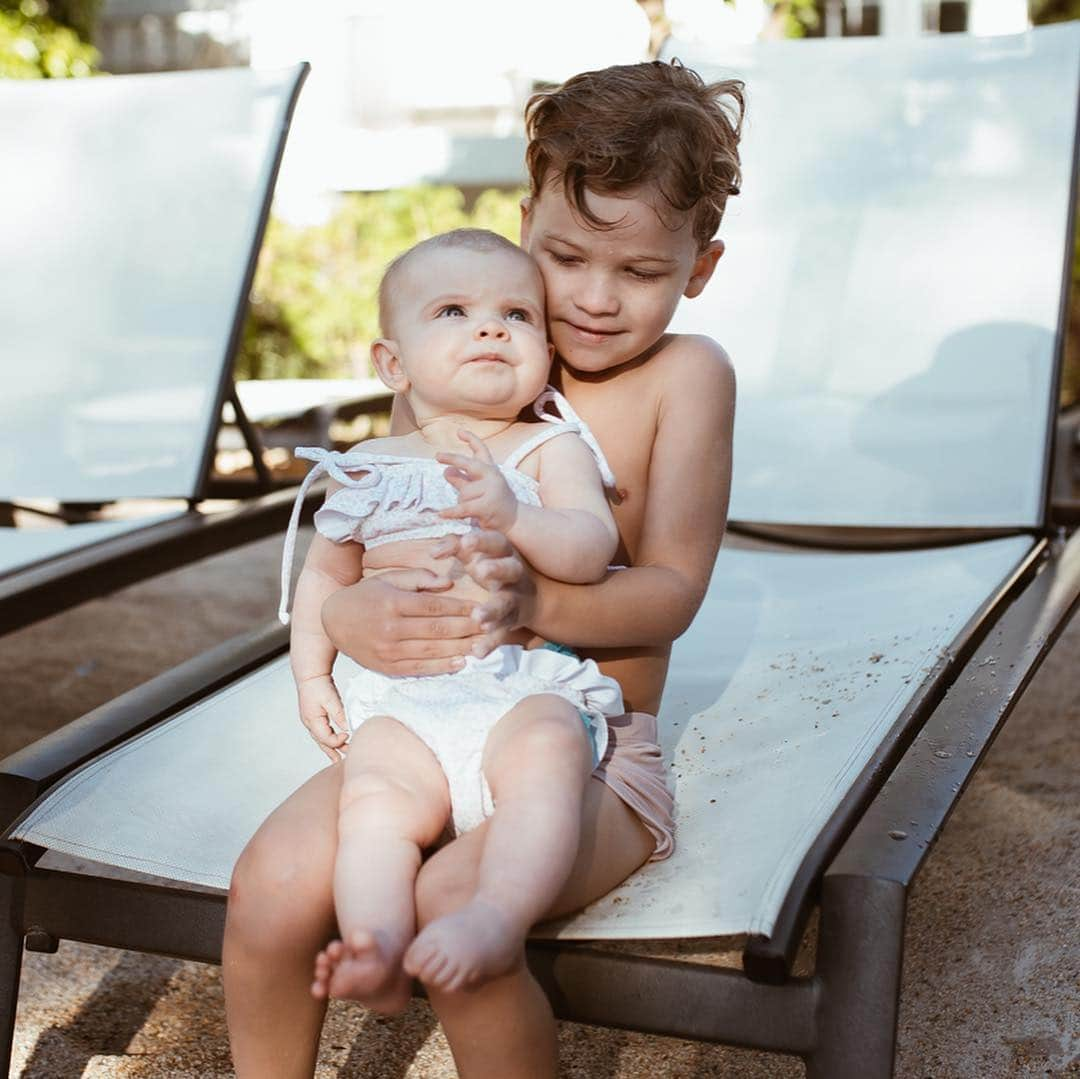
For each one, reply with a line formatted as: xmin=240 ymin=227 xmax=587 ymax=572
xmin=825 ymin=526 xmax=1080 ymax=890
xmin=0 ymin=622 xmax=288 ymax=830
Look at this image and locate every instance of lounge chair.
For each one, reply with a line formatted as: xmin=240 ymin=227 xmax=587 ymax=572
xmin=0 ymin=63 xmax=338 ymax=637
xmin=2 ymin=23 xmax=1078 ymax=1077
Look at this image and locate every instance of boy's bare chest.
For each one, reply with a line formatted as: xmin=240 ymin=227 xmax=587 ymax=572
xmin=563 ymin=380 xmax=659 ymax=559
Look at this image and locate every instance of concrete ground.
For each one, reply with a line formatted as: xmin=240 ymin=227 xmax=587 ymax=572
xmin=1 ymin=529 xmax=1077 ymax=1077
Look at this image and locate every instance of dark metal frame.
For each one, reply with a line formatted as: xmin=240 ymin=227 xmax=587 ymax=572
xmin=192 ymin=64 xmax=309 ymax=504
xmin=0 ymin=528 xmax=1077 ymax=1077
xmin=0 ymin=484 xmax=323 ymax=637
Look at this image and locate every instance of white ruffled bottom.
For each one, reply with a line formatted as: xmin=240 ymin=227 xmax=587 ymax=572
xmin=342 ymin=645 xmax=622 ymax=834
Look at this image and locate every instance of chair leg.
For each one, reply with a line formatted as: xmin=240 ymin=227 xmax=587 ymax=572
xmin=0 ymin=870 xmax=25 ymax=1078
xmin=806 ymin=874 xmax=906 ymax=1079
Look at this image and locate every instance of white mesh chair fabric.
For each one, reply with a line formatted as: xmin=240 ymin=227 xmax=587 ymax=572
xmin=11 ymin=535 xmax=1031 ymax=938
xmin=0 ymin=66 xmax=302 ymax=504
xmin=665 ymin=24 xmax=1080 ymax=528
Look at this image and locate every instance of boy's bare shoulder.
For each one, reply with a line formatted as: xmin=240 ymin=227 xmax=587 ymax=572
xmin=652 ymin=332 xmax=735 ymax=398
xmin=657 ymin=332 xmax=734 ymax=372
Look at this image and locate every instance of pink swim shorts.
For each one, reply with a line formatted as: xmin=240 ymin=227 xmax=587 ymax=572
xmin=592 ymin=711 xmax=675 ymax=861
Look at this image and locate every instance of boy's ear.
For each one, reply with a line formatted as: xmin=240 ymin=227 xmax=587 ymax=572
xmin=370 ymin=339 xmax=409 ymax=393
xmin=683 ymin=239 xmax=725 ymax=299
xmin=519 ymin=196 xmax=534 ymax=247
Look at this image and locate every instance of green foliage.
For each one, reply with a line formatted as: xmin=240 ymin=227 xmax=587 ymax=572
xmin=772 ymin=0 xmax=820 ymax=37
xmin=1 ymin=0 xmax=100 ymax=40
xmin=1028 ymin=0 xmax=1080 ymax=23
xmin=0 ymin=1 xmax=99 ymax=78
xmin=239 ymin=186 xmax=525 ymax=382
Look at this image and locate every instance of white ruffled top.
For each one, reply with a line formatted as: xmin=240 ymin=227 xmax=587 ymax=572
xmin=278 ymin=387 xmax=616 ymax=624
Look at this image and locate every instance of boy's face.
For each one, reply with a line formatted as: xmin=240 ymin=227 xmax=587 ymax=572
xmin=373 ymin=246 xmax=552 ymax=420
xmin=520 ymin=181 xmax=723 ymax=375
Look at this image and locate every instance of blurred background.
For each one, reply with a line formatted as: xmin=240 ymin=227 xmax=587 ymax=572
xmin=3 ymin=0 xmax=1077 ymax=420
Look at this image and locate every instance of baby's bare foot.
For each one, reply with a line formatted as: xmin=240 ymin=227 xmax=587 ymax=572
xmin=404 ymin=899 xmax=525 ymax=992
xmin=311 ymin=929 xmax=411 ymax=1014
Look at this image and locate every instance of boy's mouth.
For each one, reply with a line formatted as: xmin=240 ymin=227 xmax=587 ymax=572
xmin=561 ymin=320 xmax=621 ymax=343
xmin=466 ymin=352 xmax=509 ymax=364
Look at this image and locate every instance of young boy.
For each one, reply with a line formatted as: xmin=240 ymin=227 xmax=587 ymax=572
xmin=224 ymin=60 xmax=744 ymax=1079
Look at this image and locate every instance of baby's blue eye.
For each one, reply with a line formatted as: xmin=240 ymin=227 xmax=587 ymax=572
xmin=507 ymin=308 xmax=530 ymax=322
xmin=438 ymin=304 xmax=466 ymax=317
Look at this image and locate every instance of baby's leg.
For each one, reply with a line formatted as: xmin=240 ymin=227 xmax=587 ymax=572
xmin=314 ymin=714 xmax=450 ymax=1011
xmin=404 ymin=695 xmax=594 ymax=991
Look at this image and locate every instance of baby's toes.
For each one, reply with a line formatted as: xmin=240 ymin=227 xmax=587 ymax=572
xmin=311 ymin=964 xmax=331 ymax=998
xmin=405 ymin=939 xmax=442 ymax=981
xmin=418 ymin=943 xmax=464 ymax=990
xmin=437 ymin=961 xmax=471 ymax=994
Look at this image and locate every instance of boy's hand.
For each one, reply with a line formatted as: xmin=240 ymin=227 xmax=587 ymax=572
xmin=321 ymin=572 xmax=479 ymax=677
xmin=296 ymin=674 xmax=348 ymax=762
xmin=437 ymin=430 xmax=519 ymax=532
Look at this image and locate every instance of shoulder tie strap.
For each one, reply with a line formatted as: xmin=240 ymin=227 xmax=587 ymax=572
xmin=531 ymin=386 xmax=617 ymax=489
xmin=502 ymin=422 xmax=580 ymax=472
xmin=277 ymin=447 xmax=381 ymax=626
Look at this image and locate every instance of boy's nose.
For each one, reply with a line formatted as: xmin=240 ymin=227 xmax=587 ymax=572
xmin=574 ymin=274 xmax=619 ymax=317
xmin=475 ymin=318 xmax=509 ymax=340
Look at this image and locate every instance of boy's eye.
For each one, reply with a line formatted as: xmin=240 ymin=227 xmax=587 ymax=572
xmin=549 ymin=251 xmax=580 ymax=266
xmin=437 ymin=304 xmax=466 ymax=317
xmin=506 ymin=308 xmax=531 ymax=322
xmin=628 ymin=267 xmax=663 ymax=281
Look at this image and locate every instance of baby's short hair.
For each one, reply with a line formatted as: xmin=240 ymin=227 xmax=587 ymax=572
xmin=525 ymin=60 xmax=745 ymax=250
xmin=378 ymin=228 xmax=533 ymax=336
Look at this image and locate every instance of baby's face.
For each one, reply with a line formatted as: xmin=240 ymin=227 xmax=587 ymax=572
xmin=387 ymin=246 xmax=552 ymax=420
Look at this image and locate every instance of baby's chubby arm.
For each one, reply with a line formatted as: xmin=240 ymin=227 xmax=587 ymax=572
xmin=438 ymin=430 xmax=617 ymax=584
xmin=290 ymin=514 xmax=364 ymax=760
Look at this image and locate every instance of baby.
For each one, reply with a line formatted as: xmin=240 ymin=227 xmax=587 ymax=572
xmin=278 ymin=228 xmax=624 ymax=1009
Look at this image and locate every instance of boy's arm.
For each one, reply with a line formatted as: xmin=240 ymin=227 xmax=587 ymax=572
xmin=439 ymin=431 xmax=618 ymax=583
xmin=480 ymin=339 xmax=735 ymax=647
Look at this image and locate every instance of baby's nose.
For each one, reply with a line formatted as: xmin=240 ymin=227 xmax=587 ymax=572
xmin=476 ymin=318 xmax=509 ymax=339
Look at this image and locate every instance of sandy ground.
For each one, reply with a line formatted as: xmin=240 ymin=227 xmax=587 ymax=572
xmin=1 ymin=530 xmax=1077 ymax=1078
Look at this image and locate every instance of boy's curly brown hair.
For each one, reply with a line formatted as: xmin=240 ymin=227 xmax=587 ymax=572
xmin=525 ymin=60 xmax=745 ymax=251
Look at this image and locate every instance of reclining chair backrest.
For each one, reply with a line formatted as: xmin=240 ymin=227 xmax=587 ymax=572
xmin=665 ymin=25 xmax=1080 ymax=529
xmin=0 ymin=65 xmax=306 ymax=503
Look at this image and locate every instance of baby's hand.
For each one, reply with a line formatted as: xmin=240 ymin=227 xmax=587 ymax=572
xmin=437 ymin=429 xmax=518 ymax=532
xmin=432 ymin=529 xmax=534 ymax=657
xmin=297 ymin=674 xmax=348 ymax=762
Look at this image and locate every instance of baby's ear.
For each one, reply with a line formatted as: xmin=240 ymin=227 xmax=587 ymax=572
xmin=371 ymin=339 xmax=409 ymax=393
xmin=684 ymin=240 xmax=725 ymax=299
